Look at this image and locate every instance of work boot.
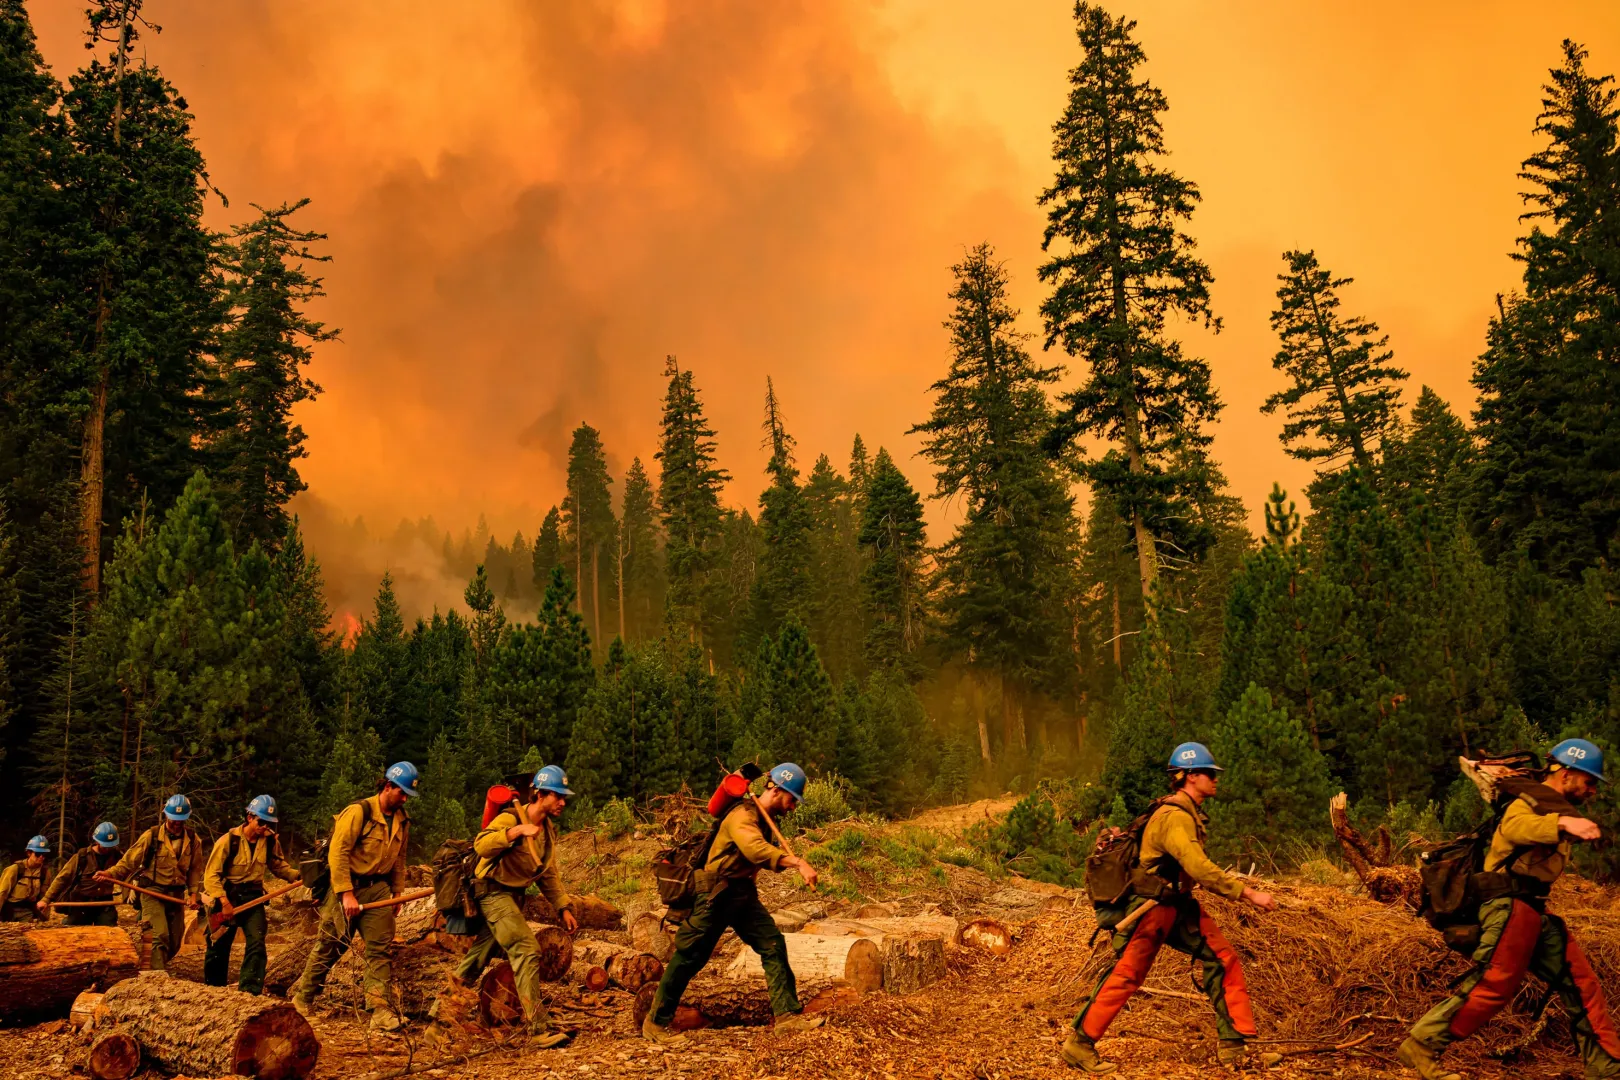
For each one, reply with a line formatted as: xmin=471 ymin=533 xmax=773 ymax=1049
xmin=1060 ymin=1032 xmax=1118 ymax=1074
xmin=1396 ymin=1037 xmax=1462 ymax=1080
xmin=1217 ymin=1039 xmax=1282 ymax=1069
xmin=369 ymin=1006 xmax=404 ymax=1033
xmin=641 ymin=1016 xmax=686 ymax=1046
xmin=773 ymin=1013 xmax=825 ymax=1034
xmin=526 ymin=1024 xmax=570 ymax=1049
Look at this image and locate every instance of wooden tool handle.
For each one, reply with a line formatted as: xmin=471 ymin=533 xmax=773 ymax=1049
xmin=49 ymin=899 xmax=122 ymax=908
xmin=1112 ymin=898 xmax=1159 ymax=935
xmin=357 ymin=887 xmax=435 ymax=912
xmin=208 ymin=879 xmax=304 ymax=931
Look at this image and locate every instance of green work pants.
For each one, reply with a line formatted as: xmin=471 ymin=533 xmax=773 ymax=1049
xmin=205 ymin=904 xmax=269 ymax=994
xmin=140 ymin=884 xmax=188 ymax=971
xmin=63 ymin=905 xmax=118 ymax=928
xmin=454 ymin=887 xmax=550 ymax=1028
xmin=0 ymin=903 xmax=40 ymax=922
xmin=294 ymin=881 xmax=396 ymax=1010
xmin=651 ymin=879 xmax=799 ymax=1026
xmin=1410 ymin=897 xmax=1620 ymax=1077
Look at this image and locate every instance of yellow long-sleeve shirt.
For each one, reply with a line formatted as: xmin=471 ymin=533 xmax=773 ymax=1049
xmin=327 ymin=795 xmax=408 ymax=895
xmin=1138 ymin=791 xmax=1248 ymax=901
xmin=107 ymin=824 xmax=205 ymax=894
xmin=1 ymin=860 xmax=47 ymax=906
xmin=474 ymin=807 xmax=570 ymax=911
xmin=43 ymin=847 xmax=120 ymax=904
xmin=1487 ymin=795 xmax=1572 ymax=885
xmin=703 ymin=803 xmax=787 ymax=883
xmin=203 ymin=826 xmax=299 ymax=901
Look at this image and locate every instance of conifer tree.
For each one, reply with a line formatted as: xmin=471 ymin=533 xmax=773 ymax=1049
xmin=272 ymin=517 xmax=338 ymax=715
xmin=913 ymin=244 xmax=1080 ymax=755
xmin=742 ymin=617 xmax=839 ymax=770
xmin=858 ymin=448 xmax=928 ymax=675
xmin=348 ymin=573 xmax=409 ymax=735
xmin=316 ymin=705 xmax=383 ymax=826
xmin=619 ymin=458 xmax=665 ymax=642
xmin=803 ymin=454 xmax=865 ymax=680
xmin=1264 ymin=250 xmax=1407 ymax=477
xmin=563 ymin=424 xmax=616 ymax=646
xmin=0 ymin=500 xmax=18 ymax=761
xmin=462 ymin=563 xmax=506 ymax=679
xmin=656 ymin=356 xmax=729 ymax=650
xmin=848 ymin=434 xmax=871 ymax=496
xmin=212 ymin=200 xmax=336 ymax=550
xmin=1382 ymin=387 xmax=1474 ymax=527
xmin=532 ymin=506 xmax=563 ymax=592
xmin=749 ymin=378 xmax=813 ymax=647
xmin=1102 ymin=606 xmax=1209 ymax=814
xmin=1206 ymin=684 xmax=1335 ymax=861
xmin=1038 ymin=4 xmax=1221 ymax=608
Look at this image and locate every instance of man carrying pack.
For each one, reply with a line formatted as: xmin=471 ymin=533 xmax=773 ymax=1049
xmin=1065 ymin=743 xmax=1280 ymax=1074
xmin=98 ymin=794 xmax=205 ymax=971
xmin=643 ymin=762 xmax=824 ymax=1045
xmin=1400 ymin=738 xmax=1620 ymax=1080
xmin=1 ymin=835 xmax=51 ymax=921
xmin=40 ymin=823 xmax=123 ymax=926
xmin=450 ymin=764 xmax=577 ymax=1047
xmin=293 ymin=762 xmax=418 ymax=1031
xmin=203 ymin=795 xmax=301 ymax=994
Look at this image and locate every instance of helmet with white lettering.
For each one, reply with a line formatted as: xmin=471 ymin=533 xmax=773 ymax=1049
xmin=1167 ymin=742 xmax=1223 ymax=774
xmin=246 ymin=794 xmax=279 ymax=824
xmin=92 ymin=822 xmax=120 ymax=849
xmin=385 ymin=761 xmax=422 ymax=798
xmin=769 ymin=762 xmax=807 ymax=802
xmin=1549 ymin=738 xmax=1607 ymax=782
xmin=26 ymin=835 xmax=50 ymax=855
xmin=532 ymin=765 xmax=574 ymax=798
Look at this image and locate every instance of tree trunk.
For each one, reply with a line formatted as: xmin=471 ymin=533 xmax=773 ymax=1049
xmin=99 ymin=972 xmax=318 ymax=1080
xmin=1112 ymin=584 xmax=1123 ymax=669
xmin=631 ymin=911 xmax=674 ymax=962
xmin=572 ymin=939 xmax=665 ymax=992
xmin=0 ymin=924 xmax=139 ymax=1020
xmin=87 ymin=1030 xmax=140 ymax=1080
xmin=958 ymin=918 xmax=1012 ymax=956
xmin=1328 ymin=793 xmax=1419 ymax=906
xmin=523 ymin=922 xmax=575 ymax=982
xmin=523 ymin=891 xmax=624 ymax=930
xmin=477 ymin=959 xmax=520 ymax=1027
xmin=879 ymin=934 xmax=947 ymax=995
xmin=71 ymin=990 xmax=107 ymax=1031
xmin=723 ymin=933 xmax=882 ymax=992
xmin=264 ymin=935 xmax=316 ymax=995
xmin=618 ymin=527 xmax=627 ymax=641
xmin=79 ymin=371 xmax=107 ymax=599
xmin=976 ymin=698 xmax=992 ymax=764
xmin=633 ymin=976 xmax=857 ymax=1030
xmin=801 ymin=915 xmax=959 ymax=942
xmin=569 ymin=960 xmax=609 ymax=992
xmin=592 ymin=542 xmax=601 ymax=642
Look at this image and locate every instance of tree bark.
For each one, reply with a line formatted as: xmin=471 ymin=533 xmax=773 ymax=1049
xmin=523 ymin=891 xmax=624 ymax=930
xmin=0 ymin=924 xmax=139 ymax=1020
xmin=568 ymin=960 xmax=609 ymax=992
xmin=633 ymin=976 xmax=857 ymax=1030
xmin=1328 ymin=792 xmax=1420 ymax=906
xmin=724 ymin=933 xmax=882 ymax=992
xmin=879 ymin=934 xmax=947 ymax=995
xmin=631 ymin=911 xmax=674 ymax=961
xmin=572 ymin=939 xmax=665 ymax=992
xmin=524 ymin=922 xmax=575 ymax=982
xmin=87 ymin=1030 xmax=140 ymax=1080
xmin=958 ymin=918 xmax=1012 ymax=955
xmin=99 ymin=972 xmax=318 ymax=1080
xmin=79 ymin=370 xmax=107 ymax=599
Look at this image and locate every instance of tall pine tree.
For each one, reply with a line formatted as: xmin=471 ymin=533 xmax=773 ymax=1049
xmin=563 ymin=424 xmax=616 ymax=647
xmin=618 ymin=458 xmax=665 ymax=643
xmin=858 ymin=448 xmax=928 ymax=675
xmin=656 ymin=356 xmax=729 ymax=652
xmin=749 ymin=378 xmax=813 ymax=648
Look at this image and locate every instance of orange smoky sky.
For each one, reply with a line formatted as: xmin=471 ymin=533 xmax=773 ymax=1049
xmin=25 ymin=1 xmax=1620 ymax=620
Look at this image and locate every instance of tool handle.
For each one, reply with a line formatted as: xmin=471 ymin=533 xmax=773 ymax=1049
xmin=357 ymin=887 xmax=435 ymax=912
xmin=207 ymin=879 xmax=304 ymax=931
xmin=1112 ymin=898 xmax=1159 ymax=935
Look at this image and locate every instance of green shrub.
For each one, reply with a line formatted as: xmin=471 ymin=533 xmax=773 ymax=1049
xmin=782 ymin=774 xmax=856 ymax=834
xmin=596 ymin=797 xmax=636 ymax=839
xmin=969 ymin=792 xmax=1086 ymax=887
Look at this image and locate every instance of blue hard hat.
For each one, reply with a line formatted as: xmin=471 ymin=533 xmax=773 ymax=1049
xmin=385 ymin=761 xmax=422 ymax=797
xmin=532 ymin=764 xmax=574 ymax=798
xmin=1167 ymin=742 xmax=1223 ymax=773
xmin=769 ymin=762 xmax=807 ymax=801
xmin=163 ymin=794 xmax=192 ymax=822
xmin=92 ymin=822 xmax=120 ymax=849
xmin=1550 ymin=738 xmax=1608 ymax=782
xmin=26 ymin=835 xmax=50 ymax=855
xmin=246 ymin=794 xmax=279 ymax=823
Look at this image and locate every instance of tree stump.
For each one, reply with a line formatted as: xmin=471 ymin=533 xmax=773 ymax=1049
xmin=523 ymin=923 xmax=575 ymax=981
xmin=86 ymin=1030 xmax=140 ymax=1080
xmin=100 ymin=972 xmax=318 ymax=1080
xmin=725 ymin=933 xmax=883 ymax=992
xmin=477 ymin=960 xmax=522 ymax=1027
xmin=1329 ymin=792 xmax=1423 ymax=906
xmin=631 ymin=911 xmax=674 ymax=961
xmin=569 ymin=960 xmax=609 ymax=992
xmin=0 ymin=924 xmax=139 ymax=1021
xmin=524 ymin=892 xmax=623 ymax=930
xmin=959 ymin=918 xmax=1012 ymax=955
xmin=879 ymin=933 xmax=947 ymax=994
xmin=71 ymin=990 xmax=107 ymax=1031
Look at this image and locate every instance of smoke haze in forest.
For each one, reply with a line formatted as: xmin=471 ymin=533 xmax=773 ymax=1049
xmin=25 ymin=0 xmax=1620 ymax=620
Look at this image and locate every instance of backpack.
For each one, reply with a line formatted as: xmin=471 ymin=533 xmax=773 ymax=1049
xmin=653 ymin=799 xmax=748 ymax=921
xmin=431 ymin=837 xmax=480 ymax=918
xmin=1085 ymin=797 xmax=1191 ymax=906
xmin=298 ymin=799 xmax=380 ymax=903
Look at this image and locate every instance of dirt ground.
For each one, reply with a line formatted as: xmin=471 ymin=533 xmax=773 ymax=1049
xmin=1 ymin=801 xmax=1613 ymax=1080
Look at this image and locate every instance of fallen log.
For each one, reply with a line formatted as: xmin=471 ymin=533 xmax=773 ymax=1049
xmin=631 ymin=910 xmax=674 ymax=961
xmin=724 ymin=933 xmax=882 ymax=993
xmin=958 ymin=918 xmax=1012 ymax=955
xmin=569 ymin=960 xmax=610 ymax=992
xmin=522 ymin=922 xmax=574 ymax=981
xmin=0 ymin=924 xmax=140 ymax=1020
xmin=71 ymin=990 xmax=107 ymax=1031
xmin=632 ymin=975 xmax=859 ymax=1030
xmin=87 ymin=1030 xmax=140 ymax=1080
xmin=477 ymin=959 xmax=521 ymax=1027
xmin=523 ymin=891 xmax=624 ymax=930
xmin=265 ymin=934 xmax=317 ymax=995
xmin=100 ymin=971 xmax=319 ymax=1080
xmin=572 ymin=939 xmax=665 ymax=991
xmin=801 ymin=915 xmax=959 ymax=942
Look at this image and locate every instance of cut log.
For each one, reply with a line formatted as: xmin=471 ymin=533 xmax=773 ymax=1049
xmin=959 ymin=918 xmax=1012 ymax=955
xmin=87 ymin=1030 xmax=140 ymax=1080
xmin=569 ymin=960 xmax=610 ymax=992
xmin=523 ymin=922 xmax=575 ymax=981
xmin=523 ymin=892 xmax=624 ymax=930
xmin=264 ymin=934 xmax=317 ymax=996
xmin=0 ymin=924 xmax=140 ymax=1020
xmin=571 ymin=939 xmax=665 ymax=991
xmin=71 ymin=990 xmax=107 ymax=1031
xmin=632 ymin=975 xmax=857 ymax=1030
xmin=477 ymin=959 xmax=521 ymax=1027
xmin=100 ymin=971 xmax=318 ymax=1080
xmin=724 ymin=933 xmax=882 ymax=993
xmin=880 ymin=933 xmax=947 ymax=994
xmin=850 ymin=902 xmax=896 ymax=919
xmin=801 ymin=915 xmax=960 ymax=942
xmin=631 ymin=910 xmax=674 ymax=961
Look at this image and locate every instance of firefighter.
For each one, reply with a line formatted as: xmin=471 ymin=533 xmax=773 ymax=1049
xmin=40 ymin=823 xmax=123 ymax=927
xmin=1400 ymin=738 xmax=1620 ymax=1080
xmin=1065 ymin=743 xmax=1281 ymax=1074
xmin=203 ymin=795 xmax=301 ymax=995
xmin=0 ymin=835 xmax=51 ymax=921
xmin=99 ymin=794 xmax=205 ymax=971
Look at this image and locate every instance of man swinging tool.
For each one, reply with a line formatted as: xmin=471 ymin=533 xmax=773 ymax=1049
xmin=1065 ymin=743 xmax=1281 ymax=1074
xmin=643 ymin=762 xmax=824 ymax=1045
xmin=40 ymin=823 xmax=123 ymax=926
xmin=99 ymin=794 xmax=205 ymax=972
xmin=202 ymin=795 xmax=301 ymax=995
xmin=1 ymin=835 xmax=51 ymax=922
xmin=1399 ymin=738 xmax=1620 ymax=1080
